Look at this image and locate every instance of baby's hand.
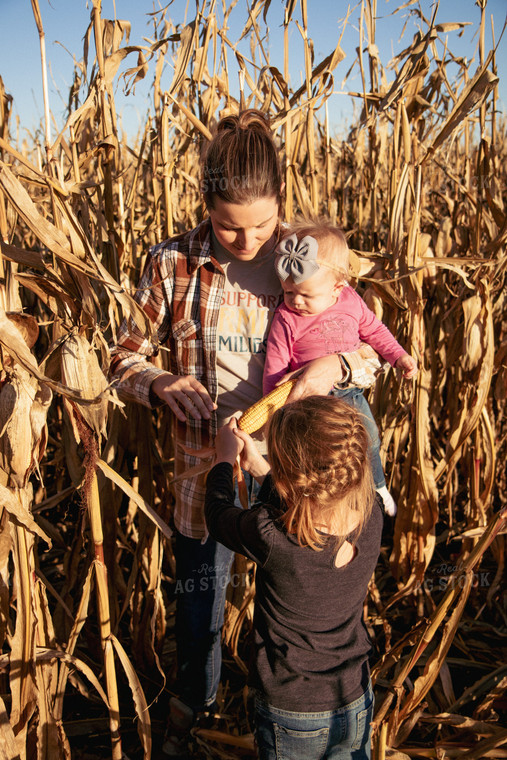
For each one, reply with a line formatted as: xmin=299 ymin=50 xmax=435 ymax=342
xmin=215 ymin=419 xmax=244 ymax=464
xmin=395 ymin=353 xmax=418 ymax=379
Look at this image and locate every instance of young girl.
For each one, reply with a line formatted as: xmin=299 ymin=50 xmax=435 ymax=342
xmin=205 ymin=395 xmax=382 ymax=760
xmin=263 ymin=219 xmax=418 ymax=516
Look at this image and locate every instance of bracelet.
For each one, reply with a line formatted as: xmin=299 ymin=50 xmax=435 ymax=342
xmin=333 ymin=356 xmax=351 ymax=388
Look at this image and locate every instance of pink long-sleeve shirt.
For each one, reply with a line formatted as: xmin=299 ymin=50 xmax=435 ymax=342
xmin=263 ymin=284 xmax=407 ymax=394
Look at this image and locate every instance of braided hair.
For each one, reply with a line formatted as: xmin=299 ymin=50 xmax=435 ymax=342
xmin=267 ymin=395 xmax=375 ymax=550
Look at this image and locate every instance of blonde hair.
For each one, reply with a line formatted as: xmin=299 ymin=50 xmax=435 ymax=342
xmin=282 ymin=217 xmax=350 ymax=283
xmin=267 ymin=396 xmax=375 ymax=551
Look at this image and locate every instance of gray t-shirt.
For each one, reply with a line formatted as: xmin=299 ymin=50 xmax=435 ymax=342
xmin=212 ymin=234 xmax=282 ymax=429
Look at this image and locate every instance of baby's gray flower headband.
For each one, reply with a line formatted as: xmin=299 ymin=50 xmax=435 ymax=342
xmin=274 ymin=234 xmax=320 ymax=284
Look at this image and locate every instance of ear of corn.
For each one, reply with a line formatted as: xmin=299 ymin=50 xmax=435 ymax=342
xmin=237 ymin=379 xmax=297 ymax=434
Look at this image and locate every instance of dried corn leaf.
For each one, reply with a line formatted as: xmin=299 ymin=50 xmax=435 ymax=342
xmin=434 ymin=217 xmax=453 ymax=258
xmin=96 ymin=458 xmax=173 ymax=540
xmin=462 ymin=293 xmax=484 ymax=371
xmin=9 ymin=523 xmax=37 ymax=741
xmin=34 ymin=578 xmax=70 ymax=759
xmin=288 ymin=39 xmax=346 ymax=107
xmin=394 ymin=574 xmax=473 ymax=737
xmin=384 ymin=749 xmax=411 ymax=760
xmin=0 ymin=338 xmax=51 ymax=494
xmin=3 ymin=313 xmax=38 ymax=349
xmin=0 ymin=241 xmax=44 ymax=270
xmin=448 ymin=664 xmax=507 ymax=714
xmin=103 ymin=45 xmax=147 ymax=85
xmin=36 ymin=647 xmax=110 ymax=708
xmin=0 ymin=371 xmax=37 ymax=488
xmin=1 ymin=166 xmax=152 ymax=340
xmin=167 ymin=22 xmax=196 ymax=97
xmin=0 ymin=510 xmax=11 ymax=648
xmin=54 ymin=565 xmax=94 ymax=721
xmin=165 ymin=92 xmax=213 ymax=140
xmin=0 ymin=163 xmax=95 ymax=274
xmin=377 ymin=507 xmax=506 ymax=728
xmin=421 ymin=712 xmax=506 ymax=735
xmin=427 ymin=60 xmax=498 ymax=156
xmin=438 ymin=282 xmax=495 ymax=482
xmin=193 ymin=727 xmax=255 ymax=752
xmin=415 ymin=366 xmax=439 ymax=512
xmin=380 ymin=31 xmax=432 ymax=113
xmin=455 ymin=731 xmax=507 ymax=760
xmin=110 ymin=634 xmax=151 ymax=758
xmin=474 ymin=673 xmax=507 ymax=719
xmin=0 ymin=306 xmax=38 ymax=373
xmin=0 ymin=484 xmax=50 ymax=546
xmin=13 ymin=273 xmax=80 ymax=319
xmin=223 ymin=553 xmax=254 ymax=651
xmin=363 ymin=286 xmax=384 ymax=320
xmin=0 ymin=694 xmax=19 ymax=759
xmin=60 ymin=329 xmax=108 ymax=438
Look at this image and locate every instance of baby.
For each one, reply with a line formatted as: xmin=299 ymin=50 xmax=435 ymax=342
xmin=263 ymin=219 xmax=418 ymax=516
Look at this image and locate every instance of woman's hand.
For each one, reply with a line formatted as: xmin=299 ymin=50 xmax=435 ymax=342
xmin=151 ymin=372 xmax=217 ymax=422
xmin=215 ymin=419 xmax=244 ymax=465
xmin=284 ymin=354 xmax=344 ymax=402
xmin=234 ymin=428 xmax=271 ymax=482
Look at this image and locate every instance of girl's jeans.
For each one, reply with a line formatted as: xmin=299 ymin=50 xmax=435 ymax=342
xmin=331 ymin=387 xmax=385 ymax=489
xmin=254 ymin=684 xmax=374 ymax=760
xmin=173 ymin=474 xmax=257 ymax=711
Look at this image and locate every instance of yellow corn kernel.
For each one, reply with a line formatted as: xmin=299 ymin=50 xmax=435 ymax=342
xmin=237 ymin=379 xmax=296 ymax=434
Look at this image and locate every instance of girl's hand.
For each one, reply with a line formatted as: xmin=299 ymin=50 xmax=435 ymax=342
xmin=284 ymin=354 xmax=344 ymax=402
xmin=215 ymin=419 xmax=244 ymax=465
xmin=151 ymin=372 xmax=217 ymax=422
xmin=395 ymin=353 xmax=418 ymax=379
xmin=234 ymin=428 xmax=271 ymax=482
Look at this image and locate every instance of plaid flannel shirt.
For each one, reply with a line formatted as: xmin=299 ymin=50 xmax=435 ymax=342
xmin=110 ymin=219 xmax=229 ymax=538
xmin=110 ymin=219 xmax=383 ymax=539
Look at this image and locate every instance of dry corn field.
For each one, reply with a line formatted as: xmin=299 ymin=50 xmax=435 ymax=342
xmin=0 ymin=0 xmax=506 ymax=758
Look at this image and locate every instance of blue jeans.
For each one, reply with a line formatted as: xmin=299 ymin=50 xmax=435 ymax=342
xmin=174 ymin=530 xmax=234 ymax=710
xmin=173 ymin=474 xmax=257 ymax=711
xmin=254 ymin=684 xmax=374 ymax=760
xmin=332 ymin=387 xmax=385 ymax=489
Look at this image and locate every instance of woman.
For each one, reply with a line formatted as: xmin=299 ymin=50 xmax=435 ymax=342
xmin=110 ymin=109 xmax=372 ymax=757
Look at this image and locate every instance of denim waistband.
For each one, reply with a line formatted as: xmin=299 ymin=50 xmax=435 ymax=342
xmin=253 ymin=681 xmax=374 ymax=720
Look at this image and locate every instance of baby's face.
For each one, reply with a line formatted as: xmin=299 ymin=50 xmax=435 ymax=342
xmin=281 ymin=269 xmax=343 ymax=316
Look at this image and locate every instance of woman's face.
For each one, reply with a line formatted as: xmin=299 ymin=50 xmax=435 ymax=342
xmin=209 ymin=196 xmax=279 ymax=261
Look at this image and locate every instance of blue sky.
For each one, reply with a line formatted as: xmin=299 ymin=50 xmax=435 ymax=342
xmin=1 ymin=0 xmax=505 ymax=141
